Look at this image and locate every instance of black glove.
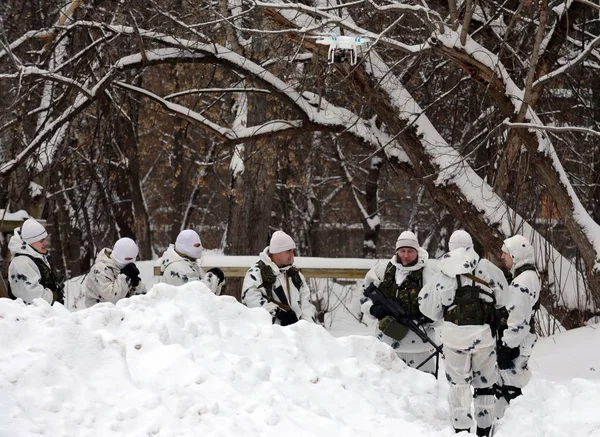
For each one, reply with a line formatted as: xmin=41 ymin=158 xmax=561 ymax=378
xmin=121 ymin=263 xmax=141 ymax=288
xmin=276 ymin=308 xmax=299 ymax=326
xmin=497 ymin=345 xmax=520 ymax=370
xmin=369 ymin=303 xmax=389 ymax=320
xmin=207 ymin=267 xmax=225 ymax=285
xmin=417 ymin=315 xmax=434 ymax=326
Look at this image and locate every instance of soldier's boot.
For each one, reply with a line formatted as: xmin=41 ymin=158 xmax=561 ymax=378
xmin=476 ymin=426 xmax=491 ymax=436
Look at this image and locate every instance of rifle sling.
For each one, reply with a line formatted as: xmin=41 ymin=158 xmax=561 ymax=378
xmin=463 ymin=273 xmax=490 ymax=288
xmin=273 ymin=285 xmax=293 ymax=312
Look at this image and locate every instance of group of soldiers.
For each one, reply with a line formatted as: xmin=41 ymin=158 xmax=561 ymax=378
xmin=6 ymin=218 xmax=539 ymax=436
xmin=361 ymin=229 xmax=540 ymax=436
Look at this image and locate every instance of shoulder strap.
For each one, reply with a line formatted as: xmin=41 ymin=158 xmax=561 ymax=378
xmin=287 ymin=267 xmax=304 ymax=290
xmin=257 ymin=260 xmax=281 ymax=304
xmin=257 ymin=260 xmax=276 ymax=299
xmin=455 ymin=273 xmax=496 ymax=304
xmin=377 ymin=262 xmax=397 ymax=298
xmin=514 ymin=264 xmax=537 ymax=278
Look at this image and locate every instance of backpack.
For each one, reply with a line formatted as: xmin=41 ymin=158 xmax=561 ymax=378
xmin=444 ymin=273 xmax=496 ymax=326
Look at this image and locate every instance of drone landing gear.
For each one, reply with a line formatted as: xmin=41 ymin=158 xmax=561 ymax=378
xmin=327 ymin=48 xmax=359 ymax=66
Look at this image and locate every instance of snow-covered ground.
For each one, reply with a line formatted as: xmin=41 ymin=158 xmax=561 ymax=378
xmin=2 ymin=261 xmax=600 ymax=437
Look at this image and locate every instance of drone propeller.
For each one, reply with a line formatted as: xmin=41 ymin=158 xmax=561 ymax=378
xmin=315 ymin=35 xmax=371 ymax=46
xmin=352 ymin=36 xmax=370 ymax=45
xmin=316 ymin=36 xmax=336 ymax=46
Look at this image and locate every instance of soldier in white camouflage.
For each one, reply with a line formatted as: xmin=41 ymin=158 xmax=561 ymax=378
xmin=419 ymin=230 xmax=509 ymax=436
xmin=360 ymin=231 xmax=440 ymax=374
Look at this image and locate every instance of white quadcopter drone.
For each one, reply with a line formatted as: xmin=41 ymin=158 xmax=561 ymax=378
xmin=315 ymin=34 xmax=371 ymax=66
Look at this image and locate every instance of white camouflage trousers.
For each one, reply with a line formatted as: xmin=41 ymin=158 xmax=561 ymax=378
xmin=444 ymin=344 xmax=497 ymax=431
xmin=396 ymin=349 xmax=438 ymax=375
xmin=495 ymin=334 xmax=537 ymax=419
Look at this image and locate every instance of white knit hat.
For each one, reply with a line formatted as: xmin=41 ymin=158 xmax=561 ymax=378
xmin=175 ymin=229 xmax=203 ymax=259
xmin=395 ymin=231 xmax=419 ymax=250
xmin=112 ymin=237 xmax=139 ymax=267
xmin=449 ymin=230 xmax=473 ymax=251
xmin=269 ymin=231 xmax=296 ymax=254
xmin=20 ymin=218 xmax=48 ymax=244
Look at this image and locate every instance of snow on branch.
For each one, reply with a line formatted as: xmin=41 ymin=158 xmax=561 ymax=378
xmin=0 ymin=90 xmax=93 ymax=175
xmin=0 ymin=66 xmax=93 ymax=98
xmin=504 ymin=122 xmax=600 ymax=139
xmin=0 ymin=30 xmax=54 ymax=61
xmin=254 ymin=1 xmax=430 ymax=54
xmin=115 ymin=81 xmax=302 ymax=141
xmin=2 ymin=20 xmax=404 ymax=175
xmin=103 ymin=29 xmax=401 ymax=149
xmin=0 ymin=63 xmax=121 ymax=175
xmin=533 ymin=33 xmax=600 ymax=88
xmin=573 ymin=0 xmax=600 ymax=11
xmin=164 ymin=88 xmax=271 ymax=100
xmin=266 ymin=8 xmax=591 ymax=307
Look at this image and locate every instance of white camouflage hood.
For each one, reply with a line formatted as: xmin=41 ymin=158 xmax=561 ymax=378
xmin=438 ymin=246 xmax=480 ymax=277
xmin=503 ymin=235 xmax=535 ymax=273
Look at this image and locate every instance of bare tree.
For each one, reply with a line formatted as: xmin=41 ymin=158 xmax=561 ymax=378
xmin=1 ymin=0 xmax=599 ymax=314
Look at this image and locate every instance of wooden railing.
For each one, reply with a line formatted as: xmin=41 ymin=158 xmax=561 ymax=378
xmin=153 ymin=255 xmax=387 ymax=279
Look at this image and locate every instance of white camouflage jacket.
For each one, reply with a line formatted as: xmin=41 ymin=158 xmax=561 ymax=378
xmin=8 ymin=230 xmax=54 ymax=304
xmin=242 ymin=247 xmax=316 ymax=323
xmin=502 ymin=235 xmax=541 ymax=350
xmin=83 ymin=248 xmax=146 ymax=308
xmin=361 ymin=248 xmax=439 ymax=352
xmin=160 ymin=245 xmax=222 ymax=295
xmin=418 ymin=247 xmax=509 ymax=350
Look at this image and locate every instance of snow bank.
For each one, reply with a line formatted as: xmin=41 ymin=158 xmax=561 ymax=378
xmin=0 ymin=283 xmax=447 ymax=436
xmin=2 ymin=282 xmax=600 ymax=437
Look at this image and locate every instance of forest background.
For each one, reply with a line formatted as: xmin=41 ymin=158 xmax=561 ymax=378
xmin=0 ymin=0 xmax=599 ymax=329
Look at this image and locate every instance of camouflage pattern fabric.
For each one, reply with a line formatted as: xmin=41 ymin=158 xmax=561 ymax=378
xmin=10 ymin=253 xmax=64 ymax=304
xmin=378 ymin=262 xmax=423 ymax=318
xmin=444 ymin=277 xmax=495 ymax=326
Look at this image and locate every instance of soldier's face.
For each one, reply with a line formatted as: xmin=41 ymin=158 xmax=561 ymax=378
xmin=501 ymin=252 xmax=513 ymax=270
xmin=30 ymin=238 xmax=49 ymax=254
xmin=270 ymin=249 xmax=295 ymax=267
xmin=397 ymin=247 xmax=417 ymax=266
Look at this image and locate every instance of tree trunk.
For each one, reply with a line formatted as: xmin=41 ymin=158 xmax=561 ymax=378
xmin=117 ymin=78 xmax=153 ymax=259
xmin=431 ymin=42 xmax=600 ymax=302
xmin=363 ymin=155 xmax=382 ymax=258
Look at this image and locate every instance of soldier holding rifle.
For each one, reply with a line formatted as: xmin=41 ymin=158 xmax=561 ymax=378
xmin=360 ymin=231 xmax=440 ymax=375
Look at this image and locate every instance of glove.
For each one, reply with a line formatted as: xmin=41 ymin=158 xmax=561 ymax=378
xmin=369 ymin=303 xmax=389 ymax=320
xmin=207 ymin=267 xmax=225 ymax=285
xmin=497 ymin=345 xmax=520 ymax=370
xmin=418 ymin=315 xmax=434 ymax=326
xmin=262 ymin=302 xmax=279 ymax=315
xmin=276 ymin=308 xmax=299 ymax=326
xmin=121 ymin=263 xmax=141 ymax=288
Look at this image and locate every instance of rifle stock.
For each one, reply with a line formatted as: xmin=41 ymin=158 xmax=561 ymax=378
xmin=364 ymin=283 xmax=443 ymax=355
xmin=272 ymin=286 xmax=293 ymax=312
xmin=272 ymin=301 xmax=293 ymax=312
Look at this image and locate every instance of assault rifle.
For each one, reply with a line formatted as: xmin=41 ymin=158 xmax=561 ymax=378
xmin=363 ymin=282 xmax=443 ymax=377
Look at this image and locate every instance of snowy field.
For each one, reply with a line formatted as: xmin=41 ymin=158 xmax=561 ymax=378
xmin=1 ymin=260 xmax=600 ymax=437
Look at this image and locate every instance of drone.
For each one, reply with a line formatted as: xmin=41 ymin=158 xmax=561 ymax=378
xmin=315 ymin=34 xmax=371 ymax=66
